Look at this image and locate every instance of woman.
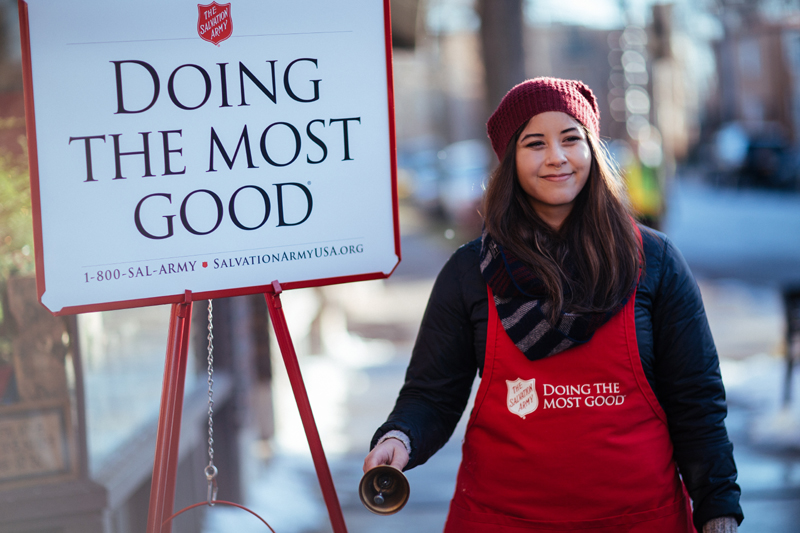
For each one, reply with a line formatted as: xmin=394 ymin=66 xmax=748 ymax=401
xmin=364 ymin=78 xmax=743 ymax=532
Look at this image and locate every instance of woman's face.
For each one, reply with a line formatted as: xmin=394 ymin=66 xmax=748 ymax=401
xmin=515 ymin=111 xmax=592 ymax=229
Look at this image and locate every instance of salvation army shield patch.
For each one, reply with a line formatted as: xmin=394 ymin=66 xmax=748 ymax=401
xmin=198 ymin=2 xmax=232 ymax=45
xmin=507 ymin=378 xmax=538 ymax=419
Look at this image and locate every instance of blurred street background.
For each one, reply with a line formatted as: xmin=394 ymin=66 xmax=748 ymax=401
xmin=2 ymin=0 xmax=800 ymax=532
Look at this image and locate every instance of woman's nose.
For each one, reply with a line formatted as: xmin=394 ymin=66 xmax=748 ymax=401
xmin=545 ymin=145 xmax=567 ymax=166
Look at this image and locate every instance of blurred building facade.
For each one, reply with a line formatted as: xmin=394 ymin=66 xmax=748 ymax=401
xmin=704 ymin=5 xmax=800 ymax=190
xmin=393 ymin=1 xmax=707 ymax=230
xmin=712 ymin=14 xmax=800 ymax=142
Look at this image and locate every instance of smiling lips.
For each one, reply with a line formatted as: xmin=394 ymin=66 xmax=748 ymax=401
xmin=540 ymin=172 xmax=574 ymax=182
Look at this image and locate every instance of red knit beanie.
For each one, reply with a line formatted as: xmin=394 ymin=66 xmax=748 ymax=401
xmin=487 ymin=77 xmax=600 ymax=161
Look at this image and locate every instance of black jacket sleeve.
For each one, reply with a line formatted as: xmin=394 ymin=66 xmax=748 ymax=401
xmin=646 ymin=231 xmax=743 ymax=529
xmin=371 ymin=241 xmax=484 ymax=469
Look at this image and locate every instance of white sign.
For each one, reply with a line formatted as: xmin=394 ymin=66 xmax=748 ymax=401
xmin=20 ymin=0 xmax=400 ymax=315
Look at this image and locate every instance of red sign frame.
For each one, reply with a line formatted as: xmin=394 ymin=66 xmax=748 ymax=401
xmin=18 ymin=0 xmax=401 ymax=316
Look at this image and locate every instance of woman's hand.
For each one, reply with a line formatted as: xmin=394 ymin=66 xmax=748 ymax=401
xmin=363 ymin=438 xmax=409 ymax=473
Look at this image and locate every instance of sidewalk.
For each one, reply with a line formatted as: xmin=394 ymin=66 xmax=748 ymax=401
xmin=712 ymin=280 xmax=800 ymax=532
xmin=201 ymin=222 xmax=800 ymax=533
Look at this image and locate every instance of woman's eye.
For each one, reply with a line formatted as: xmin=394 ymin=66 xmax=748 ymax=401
xmin=525 ymin=141 xmax=544 ymax=148
xmin=563 ymin=136 xmax=581 ymax=143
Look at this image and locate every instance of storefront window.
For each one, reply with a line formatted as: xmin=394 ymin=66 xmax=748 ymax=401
xmin=0 ymin=277 xmax=80 ymax=490
xmin=79 ymin=305 xmax=199 ymax=475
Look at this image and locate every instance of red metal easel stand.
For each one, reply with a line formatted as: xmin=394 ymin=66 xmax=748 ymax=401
xmin=147 ymin=291 xmax=193 ymax=533
xmin=145 ymin=284 xmax=348 ymax=533
xmin=265 ymin=280 xmax=349 ymax=533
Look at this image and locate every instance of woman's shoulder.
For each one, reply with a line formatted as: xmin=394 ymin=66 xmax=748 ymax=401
xmin=456 ymin=236 xmax=482 ymax=259
xmin=442 ymin=237 xmax=482 ymax=275
xmin=431 ymin=237 xmax=485 ymax=303
xmin=637 ymin=223 xmax=697 ymax=296
xmin=638 ymin=223 xmax=667 ymax=261
xmin=637 ymin=223 xmax=687 ymax=269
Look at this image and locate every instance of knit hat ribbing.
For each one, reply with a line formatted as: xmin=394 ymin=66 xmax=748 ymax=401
xmin=487 ymin=77 xmax=600 ymax=161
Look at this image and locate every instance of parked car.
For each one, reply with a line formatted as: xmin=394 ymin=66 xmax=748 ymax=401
xmin=709 ymin=122 xmax=800 ymax=190
xmin=740 ymin=139 xmax=800 ymax=190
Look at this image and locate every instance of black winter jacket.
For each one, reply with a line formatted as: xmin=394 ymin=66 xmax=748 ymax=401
xmin=372 ymin=225 xmax=743 ymax=530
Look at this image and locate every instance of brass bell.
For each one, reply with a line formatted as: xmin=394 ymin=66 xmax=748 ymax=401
xmin=358 ymin=465 xmax=410 ymax=515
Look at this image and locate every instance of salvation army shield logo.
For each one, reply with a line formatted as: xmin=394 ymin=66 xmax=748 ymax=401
xmin=507 ymin=378 xmax=538 ymax=419
xmin=198 ymin=2 xmax=232 ymax=45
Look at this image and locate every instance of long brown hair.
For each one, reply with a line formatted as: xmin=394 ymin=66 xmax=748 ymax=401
xmin=482 ymin=123 xmax=641 ymax=322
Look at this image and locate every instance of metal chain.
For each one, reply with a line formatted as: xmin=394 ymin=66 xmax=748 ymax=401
xmin=204 ymin=299 xmax=218 ymax=505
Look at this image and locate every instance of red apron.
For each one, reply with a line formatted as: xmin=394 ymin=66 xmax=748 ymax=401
xmin=444 ymin=286 xmax=695 ymax=532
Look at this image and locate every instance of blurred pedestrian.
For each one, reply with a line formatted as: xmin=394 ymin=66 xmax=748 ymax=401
xmin=364 ymin=77 xmax=743 ymax=532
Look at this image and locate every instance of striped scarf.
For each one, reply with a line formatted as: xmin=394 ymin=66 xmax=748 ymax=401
xmin=479 ymin=229 xmax=636 ymax=361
